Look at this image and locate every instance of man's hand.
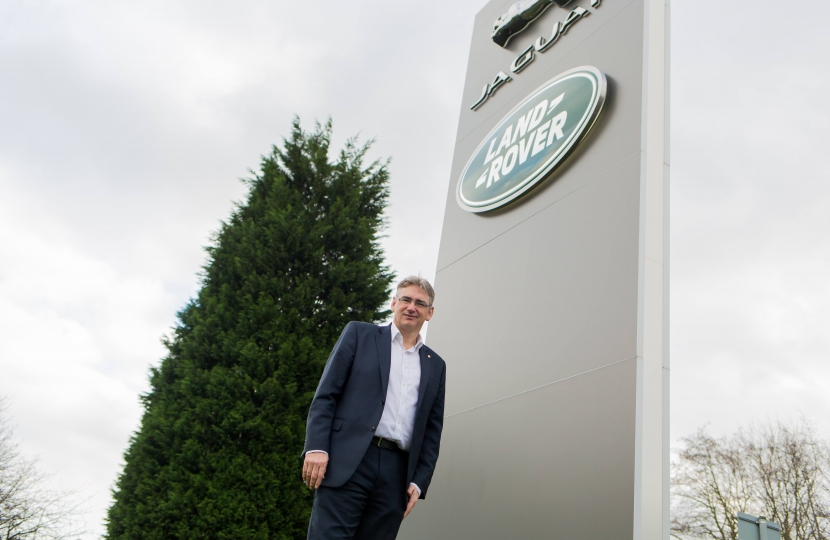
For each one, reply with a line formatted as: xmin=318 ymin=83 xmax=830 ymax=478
xmin=403 ymin=484 xmax=419 ymax=518
xmin=302 ymin=452 xmax=329 ymax=489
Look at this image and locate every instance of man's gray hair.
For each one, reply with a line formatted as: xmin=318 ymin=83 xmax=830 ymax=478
xmin=396 ymin=276 xmax=435 ymax=306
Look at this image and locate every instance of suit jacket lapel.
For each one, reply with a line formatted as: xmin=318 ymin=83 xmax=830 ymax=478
xmin=375 ymin=324 xmax=392 ymax=396
xmin=416 ymin=347 xmax=432 ymax=412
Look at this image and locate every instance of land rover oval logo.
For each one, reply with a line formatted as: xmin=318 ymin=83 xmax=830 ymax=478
xmin=456 ymin=66 xmax=606 ymax=213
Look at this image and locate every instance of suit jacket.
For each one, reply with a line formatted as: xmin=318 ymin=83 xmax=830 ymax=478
xmin=304 ymin=321 xmax=446 ymax=499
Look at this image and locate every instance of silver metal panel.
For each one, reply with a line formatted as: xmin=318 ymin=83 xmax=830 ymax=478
xmin=415 ymin=0 xmax=668 ymax=536
xmin=399 ymin=357 xmax=638 ymax=540
xmin=430 ymin=157 xmax=641 ymax=415
xmin=456 ymin=0 xmax=640 ymax=146
xmin=438 ymin=0 xmax=646 ymax=270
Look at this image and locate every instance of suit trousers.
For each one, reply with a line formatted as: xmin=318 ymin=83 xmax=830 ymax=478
xmin=307 ymin=444 xmax=409 ymax=540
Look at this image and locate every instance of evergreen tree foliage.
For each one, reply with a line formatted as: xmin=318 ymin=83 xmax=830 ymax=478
xmin=106 ymin=119 xmax=394 ymax=539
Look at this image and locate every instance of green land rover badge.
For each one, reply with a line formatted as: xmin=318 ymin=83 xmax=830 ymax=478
xmin=456 ymin=66 xmax=607 ymax=213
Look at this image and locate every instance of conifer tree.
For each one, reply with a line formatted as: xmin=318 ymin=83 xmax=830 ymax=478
xmin=106 ymin=119 xmax=394 ymax=539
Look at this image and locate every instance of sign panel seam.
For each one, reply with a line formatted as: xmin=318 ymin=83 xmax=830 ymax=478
xmin=445 ymin=354 xmax=637 ymax=419
xmin=438 ymin=149 xmax=641 ymax=273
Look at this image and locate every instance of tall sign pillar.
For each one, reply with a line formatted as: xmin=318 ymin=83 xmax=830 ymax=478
xmin=400 ymin=0 xmax=669 ymax=538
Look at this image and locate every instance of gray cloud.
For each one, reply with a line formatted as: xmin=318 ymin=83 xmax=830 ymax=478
xmin=671 ymin=0 xmax=830 ymax=440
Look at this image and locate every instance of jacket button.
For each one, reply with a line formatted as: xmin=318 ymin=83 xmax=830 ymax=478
xmin=382 ymin=400 xmax=385 ymax=405
xmin=371 ymin=426 xmax=376 ymax=432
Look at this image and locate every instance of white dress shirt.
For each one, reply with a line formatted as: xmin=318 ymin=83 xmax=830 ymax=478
xmin=375 ymin=322 xmax=422 ymax=451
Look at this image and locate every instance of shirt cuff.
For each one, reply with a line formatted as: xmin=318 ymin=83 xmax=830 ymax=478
xmin=306 ymin=450 xmax=328 ymax=456
xmin=410 ymin=483 xmax=421 ymax=496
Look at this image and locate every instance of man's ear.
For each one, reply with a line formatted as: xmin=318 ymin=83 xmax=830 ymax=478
xmin=425 ymin=306 xmax=434 ymax=322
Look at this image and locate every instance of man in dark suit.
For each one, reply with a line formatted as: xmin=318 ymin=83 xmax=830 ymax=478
xmin=302 ymin=276 xmax=446 ymax=540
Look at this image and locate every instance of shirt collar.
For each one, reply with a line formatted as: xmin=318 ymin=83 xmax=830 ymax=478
xmin=390 ymin=322 xmax=424 ymax=351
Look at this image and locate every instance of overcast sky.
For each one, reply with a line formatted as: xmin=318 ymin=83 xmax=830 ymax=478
xmin=1 ymin=0 xmax=829 ymax=537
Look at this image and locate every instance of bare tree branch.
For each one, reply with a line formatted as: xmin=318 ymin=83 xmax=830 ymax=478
xmin=672 ymin=420 xmax=830 ymax=540
xmin=0 ymin=397 xmax=86 ymax=540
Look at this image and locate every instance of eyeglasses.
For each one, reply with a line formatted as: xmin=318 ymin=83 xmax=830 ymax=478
xmin=396 ymin=296 xmax=431 ymax=310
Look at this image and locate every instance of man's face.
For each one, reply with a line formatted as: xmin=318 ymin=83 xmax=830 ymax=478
xmin=391 ymin=285 xmax=434 ymax=334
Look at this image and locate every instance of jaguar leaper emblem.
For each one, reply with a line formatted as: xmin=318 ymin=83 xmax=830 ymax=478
xmin=492 ymin=0 xmax=574 ymax=47
xmin=456 ymin=66 xmax=606 ymax=213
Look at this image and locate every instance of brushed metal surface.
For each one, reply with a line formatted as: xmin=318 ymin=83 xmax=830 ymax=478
xmin=431 ymin=156 xmax=641 ymax=416
xmin=399 ymin=357 xmax=638 ymax=539
xmin=412 ymin=0 xmax=668 ymax=536
xmin=439 ymin=0 xmax=646 ymax=269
